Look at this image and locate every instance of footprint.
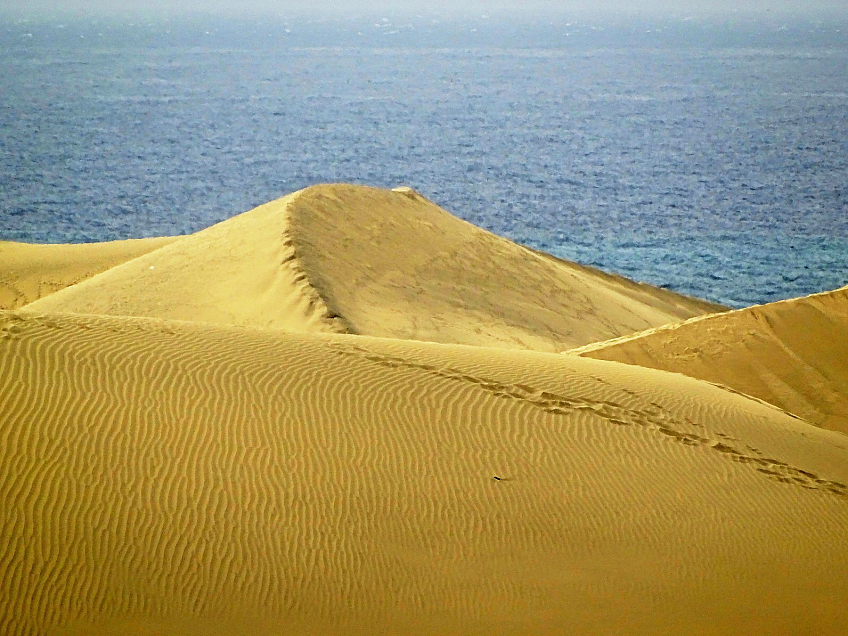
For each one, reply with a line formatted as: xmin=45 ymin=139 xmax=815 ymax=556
xmin=328 ymin=343 xmax=847 ymax=500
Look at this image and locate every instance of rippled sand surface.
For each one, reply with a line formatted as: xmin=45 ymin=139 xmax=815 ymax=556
xmin=1 ymin=185 xmax=846 ymax=635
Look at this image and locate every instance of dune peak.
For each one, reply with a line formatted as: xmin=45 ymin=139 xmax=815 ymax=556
xmin=22 ymin=184 xmax=724 ymax=349
xmin=391 ymin=185 xmax=429 ymax=201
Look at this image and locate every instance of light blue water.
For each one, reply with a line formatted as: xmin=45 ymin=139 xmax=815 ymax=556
xmin=1 ymin=15 xmax=846 ymax=307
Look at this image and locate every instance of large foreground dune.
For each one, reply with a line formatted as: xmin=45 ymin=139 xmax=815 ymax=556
xmin=571 ymin=286 xmax=848 ymax=434
xmin=23 ymin=184 xmax=724 ymax=350
xmin=3 ymin=185 xmax=847 ymax=635
xmin=0 ymin=237 xmax=176 ymax=310
xmin=1 ymin=310 xmax=847 ymax=635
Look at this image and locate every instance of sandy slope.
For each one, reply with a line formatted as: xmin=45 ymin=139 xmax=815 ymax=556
xmin=19 ymin=192 xmax=343 ymax=334
xmin=23 ymin=185 xmax=724 ymax=349
xmin=0 ymin=237 xmax=176 ymax=310
xmin=2 ymin=310 xmax=847 ymax=635
xmin=571 ymin=286 xmax=848 ymax=434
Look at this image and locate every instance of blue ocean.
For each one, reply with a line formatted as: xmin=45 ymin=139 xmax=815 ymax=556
xmin=2 ymin=12 xmax=847 ymax=308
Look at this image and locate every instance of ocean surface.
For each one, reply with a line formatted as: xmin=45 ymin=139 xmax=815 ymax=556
xmin=1 ymin=13 xmax=847 ymax=308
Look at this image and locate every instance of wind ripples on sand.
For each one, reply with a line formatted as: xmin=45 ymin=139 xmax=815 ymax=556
xmin=2 ymin=308 xmax=848 ymax=633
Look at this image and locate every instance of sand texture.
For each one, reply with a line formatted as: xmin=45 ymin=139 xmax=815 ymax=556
xmin=1 ymin=310 xmax=847 ymax=635
xmin=23 ymin=184 xmax=724 ymax=350
xmin=571 ymin=286 xmax=848 ymax=434
xmin=0 ymin=237 xmax=176 ymax=310
xmin=2 ymin=185 xmax=847 ymax=635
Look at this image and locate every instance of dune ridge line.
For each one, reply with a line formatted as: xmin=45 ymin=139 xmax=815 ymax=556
xmin=23 ymin=184 xmax=724 ymax=349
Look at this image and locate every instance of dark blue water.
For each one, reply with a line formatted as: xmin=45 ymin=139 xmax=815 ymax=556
xmin=2 ymin=15 xmax=847 ymax=307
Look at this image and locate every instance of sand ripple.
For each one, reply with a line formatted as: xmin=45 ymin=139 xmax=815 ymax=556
xmin=1 ymin=310 xmax=847 ymax=634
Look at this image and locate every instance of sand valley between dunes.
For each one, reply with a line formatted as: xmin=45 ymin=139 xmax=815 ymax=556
xmin=1 ymin=184 xmax=846 ymax=635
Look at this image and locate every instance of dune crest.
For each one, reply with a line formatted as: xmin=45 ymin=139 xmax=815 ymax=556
xmin=1 ymin=310 xmax=847 ymax=634
xmin=23 ymin=184 xmax=724 ymax=349
xmin=571 ymin=285 xmax=848 ymax=434
xmin=0 ymin=237 xmax=176 ymax=310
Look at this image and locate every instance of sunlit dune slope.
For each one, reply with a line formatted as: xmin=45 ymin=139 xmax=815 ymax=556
xmin=2 ymin=310 xmax=847 ymax=635
xmin=20 ymin=192 xmax=346 ymax=334
xmin=0 ymin=237 xmax=176 ymax=310
xmin=23 ymin=184 xmax=724 ymax=349
xmin=571 ymin=286 xmax=848 ymax=434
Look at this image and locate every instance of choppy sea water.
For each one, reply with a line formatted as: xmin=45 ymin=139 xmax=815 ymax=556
xmin=1 ymin=15 xmax=846 ymax=308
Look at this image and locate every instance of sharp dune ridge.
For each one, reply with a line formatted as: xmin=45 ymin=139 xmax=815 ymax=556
xmin=23 ymin=184 xmax=724 ymax=350
xmin=570 ymin=284 xmax=848 ymax=434
xmin=3 ymin=184 xmax=848 ymax=635
xmin=1 ymin=310 xmax=848 ymax=635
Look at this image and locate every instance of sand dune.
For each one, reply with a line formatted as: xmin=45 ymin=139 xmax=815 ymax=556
xmin=5 ymin=186 xmax=844 ymax=634
xmin=571 ymin=286 xmax=848 ymax=434
xmin=19 ymin=192 xmax=343 ymax=334
xmin=2 ymin=309 xmax=847 ymax=635
xmin=23 ymin=184 xmax=724 ymax=349
xmin=0 ymin=237 xmax=176 ymax=310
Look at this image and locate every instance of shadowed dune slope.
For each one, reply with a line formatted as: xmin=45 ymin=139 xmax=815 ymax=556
xmin=24 ymin=184 xmax=724 ymax=349
xmin=0 ymin=237 xmax=176 ymax=310
xmin=285 ymin=184 xmax=724 ymax=349
xmin=1 ymin=310 xmax=847 ymax=635
xmin=571 ymin=286 xmax=848 ymax=434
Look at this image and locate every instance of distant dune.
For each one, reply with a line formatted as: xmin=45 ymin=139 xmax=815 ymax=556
xmin=2 ymin=310 xmax=847 ymax=635
xmin=571 ymin=286 xmax=848 ymax=434
xmin=23 ymin=184 xmax=724 ymax=350
xmin=0 ymin=237 xmax=176 ymax=310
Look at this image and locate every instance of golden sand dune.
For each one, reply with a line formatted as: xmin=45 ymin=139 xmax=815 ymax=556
xmin=571 ymin=286 xmax=848 ymax=434
xmin=23 ymin=184 xmax=723 ymax=349
xmin=0 ymin=237 xmax=176 ymax=310
xmin=20 ymin=192 xmax=342 ymax=334
xmin=2 ymin=310 xmax=847 ymax=635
